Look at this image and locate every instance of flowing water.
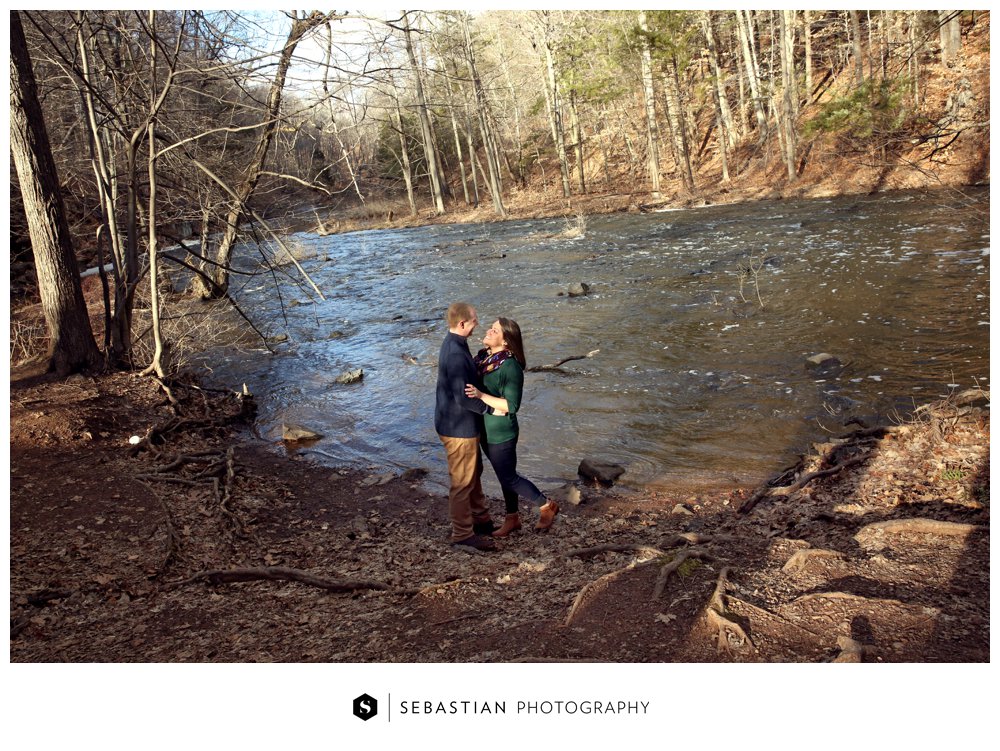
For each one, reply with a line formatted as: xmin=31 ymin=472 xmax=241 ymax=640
xmin=200 ymin=188 xmax=989 ymax=495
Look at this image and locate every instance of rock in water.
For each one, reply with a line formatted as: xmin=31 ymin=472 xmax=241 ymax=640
xmin=805 ymin=353 xmax=843 ymax=375
xmin=578 ymin=458 xmax=625 ymax=485
xmin=335 ymin=369 xmax=364 ymax=385
xmin=567 ymin=282 xmax=591 ymax=297
xmin=282 ymin=423 xmax=323 ymax=442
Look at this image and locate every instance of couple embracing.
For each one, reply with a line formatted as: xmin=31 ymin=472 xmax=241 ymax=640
xmin=434 ymin=302 xmax=559 ymax=551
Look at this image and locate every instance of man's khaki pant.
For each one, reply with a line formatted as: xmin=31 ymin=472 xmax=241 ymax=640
xmin=439 ymin=435 xmax=489 ymax=541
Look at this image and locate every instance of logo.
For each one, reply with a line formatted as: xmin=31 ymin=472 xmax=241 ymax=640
xmin=353 ymin=693 xmax=378 ymax=721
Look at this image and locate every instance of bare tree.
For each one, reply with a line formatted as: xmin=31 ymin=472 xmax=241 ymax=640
xmin=10 ymin=9 xmax=101 ymax=375
xmin=194 ymin=11 xmax=329 ymax=299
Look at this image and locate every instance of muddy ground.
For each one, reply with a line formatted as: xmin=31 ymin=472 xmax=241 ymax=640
xmin=9 ymin=366 xmax=989 ymax=663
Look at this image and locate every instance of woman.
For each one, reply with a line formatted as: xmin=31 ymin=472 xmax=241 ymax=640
xmin=464 ymin=317 xmax=559 ymax=535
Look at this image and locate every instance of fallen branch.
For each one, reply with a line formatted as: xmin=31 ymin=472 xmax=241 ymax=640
xmin=175 ymin=566 xmax=419 ymax=595
xmin=135 ymin=479 xmax=185 ymax=576
xmin=527 ymin=349 xmax=599 ymax=373
xmin=739 ymin=451 xmax=874 ymax=513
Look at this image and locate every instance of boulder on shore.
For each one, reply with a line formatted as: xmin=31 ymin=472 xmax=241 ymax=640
xmin=578 ymin=458 xmax=625 ymax=486
xmin=282 ymin=423 xmax=323 ymax=442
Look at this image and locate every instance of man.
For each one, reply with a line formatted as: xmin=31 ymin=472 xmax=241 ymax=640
xmin=435 ymin=302 xmax=499 ymax=551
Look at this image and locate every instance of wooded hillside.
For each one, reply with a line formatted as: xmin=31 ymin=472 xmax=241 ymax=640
xmin=10 ymin=10 xmax=989 ymax=375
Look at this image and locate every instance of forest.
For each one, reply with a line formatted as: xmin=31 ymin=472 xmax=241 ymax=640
xmin=10 ymin=9 xmax=988 ymax=378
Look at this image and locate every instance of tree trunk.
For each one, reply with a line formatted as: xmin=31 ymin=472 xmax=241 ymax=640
xmin=463 ymin=16 xmax=506 ymax=216
xmin=10 ymin=10 xmax=101 ymax=375
xmin=850 ymin=10 xmax=864 ymax=87
xmin=568 ymin=88 xmax=586 ymax=194
xmin=735 ymin=10 xmax=768 ymax=142
xmin=779 ymin=10 xmax=797 ymax=180
xmin=197 ymin=11 xmax=327 ymax=299
xmin=539 ymin=15 xmax=572 ymax=198
xmin=662 ymin=59 xmax=695 ymax=192
xmin=143 ymin=17 xmax=169 ymax=378
xmin=939 ymin=10 xmax=962 ymax=65
xmin=638 ymin=10 xmax=662 ymax=198
xmin=700 ymin=11 xmax=736 ymax=153
xmin=403 ymin=13 xmax=446 ymax=216
xmin=803 ymin=10 xmax=813 ymax=101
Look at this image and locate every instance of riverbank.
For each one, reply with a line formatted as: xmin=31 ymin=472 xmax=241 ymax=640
xmin=10 ymin=365 xmax=988 ymax=662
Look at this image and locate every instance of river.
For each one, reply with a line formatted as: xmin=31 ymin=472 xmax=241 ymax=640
xmin=200 ymin=187 xmax=989 ymax=495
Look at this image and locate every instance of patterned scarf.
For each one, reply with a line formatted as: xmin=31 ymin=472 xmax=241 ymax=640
xmin=474 ymin=347 xmax=512 ymax=377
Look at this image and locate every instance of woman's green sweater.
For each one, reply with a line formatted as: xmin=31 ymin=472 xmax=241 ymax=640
xmin=482 ymin=357 xmax=523 ymax=445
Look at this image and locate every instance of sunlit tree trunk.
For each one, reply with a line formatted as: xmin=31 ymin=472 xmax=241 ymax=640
xmin=939 ymin=10 xmax=962 ymax=65
xmin=638 ymin=10 xmax=662 ymax=198
xmin=735 ymin=9 xmax=767 ymax=141
xmin=850 ymin=10 xmax=864 ymax=87
xmin=778 ymin=10 xmax=797 ymax=181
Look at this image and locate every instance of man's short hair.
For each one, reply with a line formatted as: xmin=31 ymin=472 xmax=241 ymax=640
xmin=447 ymin=302 xmax=475 ymax=327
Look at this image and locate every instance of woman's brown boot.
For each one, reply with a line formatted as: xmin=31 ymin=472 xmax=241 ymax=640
xmin=535 ymin=500 xmax=560 ymax=531
xmin=493 ymin=514 xmax=522 ymax=538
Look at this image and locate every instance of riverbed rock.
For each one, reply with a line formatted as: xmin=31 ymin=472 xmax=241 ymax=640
xmin=335 ymin=369 xmax=364 ymax=385
xmin=268 ymin=333 xmax=289 ymax=344
xmin=282 ymin=423 xmax=323 ymax=442
xmin=567 ymin=282 xmax=591 ymax=297
xmin=805 ymin=353 xmax=842 ymax=374
xmin=578 ymin=458 xmax=625 ymax=486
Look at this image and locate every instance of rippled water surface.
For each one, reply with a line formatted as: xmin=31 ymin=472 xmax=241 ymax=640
xmin=203 ymin=188 xmax=989 ymax=494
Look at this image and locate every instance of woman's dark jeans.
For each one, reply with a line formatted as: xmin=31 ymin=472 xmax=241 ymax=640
xmin=482 ymin=437 xmax=545 ymax=514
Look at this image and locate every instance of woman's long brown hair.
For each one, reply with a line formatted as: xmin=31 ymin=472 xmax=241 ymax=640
xmin=498 ymin=317 xmax=526 ymax=369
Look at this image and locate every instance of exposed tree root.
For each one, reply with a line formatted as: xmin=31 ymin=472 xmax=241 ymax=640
xmin=855 ymin=518 xmax=982 ymax=540
xmin=704 ymin=567 xmax=753 ymax=654
xmin=782 ymin=548 xmax=846 ymax=574
xmin=832 ymin=635 xmax=873 ymax=663
xmin=176 ymin=566 xmax=420 ymax=596
xmin=564 ymin=563 xmax=643 ymax=627
xmin=651 ymin=548 xmax=714 ymax=601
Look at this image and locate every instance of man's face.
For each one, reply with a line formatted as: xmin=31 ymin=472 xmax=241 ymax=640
xmin=457 ymin=308 xmax=479 ymax=338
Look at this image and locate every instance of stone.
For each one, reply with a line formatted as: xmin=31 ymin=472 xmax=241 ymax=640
xmin=282 ymin=423 xmax=323 ymax=442
xmin=268 ymin=334 xmax=289 ymax=344
xmin=335 ymin=368 xmax=364 ymax=385
xmin=567 ymin=282 xmax=591 ymax=297
xmin=671 ymin=504 xmax=694 ymax=516
xmin=548 ymin=483 xmax=583 ymax=506
xmin=578 ymin=458 xmax=625 ymax=486
xmin=805 ymin=353 xmax=841 ymax=371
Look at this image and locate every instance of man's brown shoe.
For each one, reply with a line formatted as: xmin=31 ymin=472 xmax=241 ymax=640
xmin=493 ymin=514 xmax=522 ymax=538
xmin=535 ymin=500 xmax=559 ymax=531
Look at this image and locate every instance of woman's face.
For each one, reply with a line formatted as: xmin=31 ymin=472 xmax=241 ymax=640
xmin=483 ymin=320 xmax=506 ymax=350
